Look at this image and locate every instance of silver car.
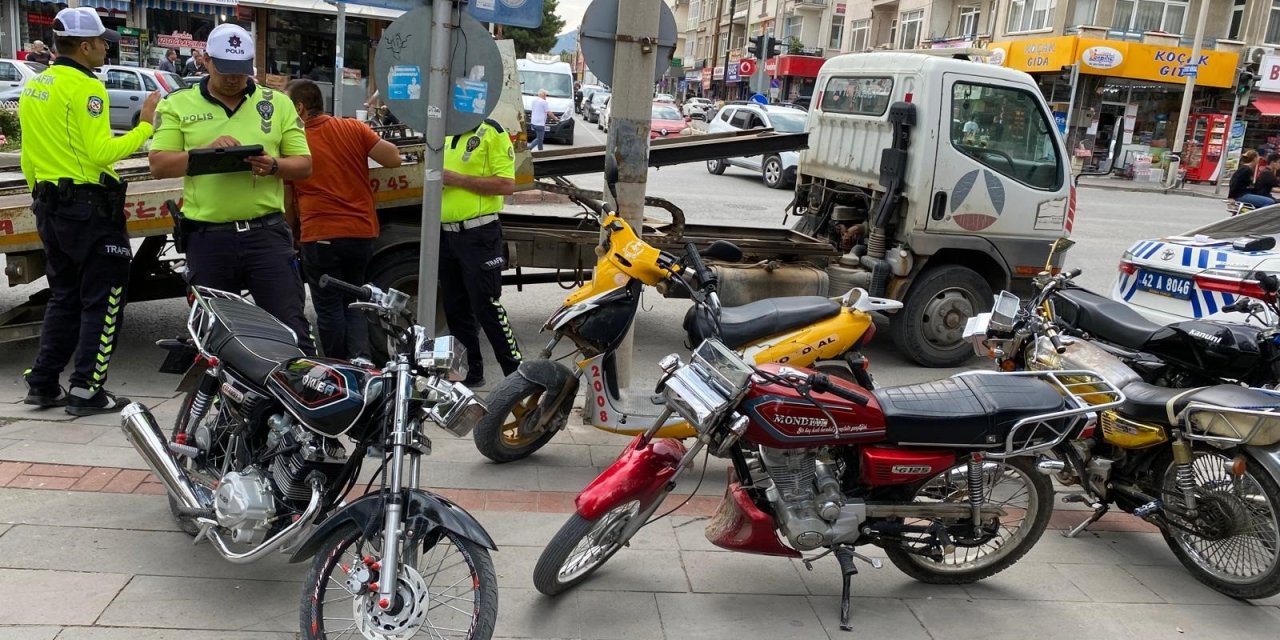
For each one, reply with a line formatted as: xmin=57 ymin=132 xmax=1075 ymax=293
xmin=0 ymin=58 xmax=46 ymax=102
xmin=96 ymin=65 xmax=186 ymax=129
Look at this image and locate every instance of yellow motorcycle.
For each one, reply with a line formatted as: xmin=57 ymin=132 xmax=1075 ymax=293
xmin=473 ymin=180 xmax=901 ymax=462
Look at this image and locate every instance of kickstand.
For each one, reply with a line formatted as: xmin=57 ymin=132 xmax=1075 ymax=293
xmin=835 ymin=546 xmax=857 ymax=632
xmin=1063 ymin=503 xmax=1109 ymax=539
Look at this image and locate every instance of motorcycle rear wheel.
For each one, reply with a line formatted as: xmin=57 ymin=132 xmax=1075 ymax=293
xmin=300 ymin=524 xmax=498 ymax=640
xmin=1159 ymin=448 xmax=1280 ymax=599
xmin=883 ymin=456 xmax=1052 ymax=584
xmin=473 ymin=374 xmax=565 ymax=463
xmin=533 ymin=501 xmax=642 ymax=595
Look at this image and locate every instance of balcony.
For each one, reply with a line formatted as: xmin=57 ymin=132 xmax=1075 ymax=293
xmin=793 ymin=0 xmax=827 ymax=10
xmin=871 ymin=0 xmax=898 ymax=7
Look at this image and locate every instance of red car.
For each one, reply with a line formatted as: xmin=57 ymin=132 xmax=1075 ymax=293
xmin=650 ymin=103 xmax=690 ymax=140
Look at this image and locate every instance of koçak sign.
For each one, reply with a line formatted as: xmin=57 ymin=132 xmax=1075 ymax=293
xmin=987 ymin=36 xmax=1238 ymax=88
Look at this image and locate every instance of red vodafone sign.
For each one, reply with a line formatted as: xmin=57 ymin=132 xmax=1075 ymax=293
xmin=738 ymin=58 xmax=756 ymax=76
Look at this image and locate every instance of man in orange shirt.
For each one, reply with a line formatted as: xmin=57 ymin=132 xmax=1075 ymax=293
xmin=285 ymin=79 xmax=402 ymax=360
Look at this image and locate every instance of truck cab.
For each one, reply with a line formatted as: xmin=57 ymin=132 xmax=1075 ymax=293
xmin=516 ymin=55 xmax=576 ymax=145
xmin=793 ymin=51 xmax=1072 ymax=367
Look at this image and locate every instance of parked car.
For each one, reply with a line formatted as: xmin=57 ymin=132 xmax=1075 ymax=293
xmin=0 ymin=58 xmax=46 ymax=102
xmin=578 ymin=83 xmax=607 ymax=114
xmin=653 ymin=93 xmax=675 ymax=103
xmin=704 ymin=103 xmax=806 ymax=189
xmin=1113 ymin=206 xmax=1280 ymax=324
xmin=585 ymin=91 xmax=610 ymax=124
xmin=96 ymin=65 xmax=186 ymax=129
xmin=599 ymin=95 xmax=612 ymax=132
xmin=649 ymin=103 xmax=691 ymax=140
xmin=682 ymin=97 xmax=712 ymax=119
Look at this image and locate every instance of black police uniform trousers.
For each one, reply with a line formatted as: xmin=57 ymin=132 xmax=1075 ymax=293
xmin=27 ymin=183 xmax=131 ymax=393
xmin=439 ymin=220 xmax=521 ymax=379
xmin=184 ymin=220 xmax=316 ymax=355
xmin=301 ymin=238 xmax=373 ymax=360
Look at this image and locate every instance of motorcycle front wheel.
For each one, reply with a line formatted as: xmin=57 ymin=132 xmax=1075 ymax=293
xmin=300 ymin=524 xmax=498 ymax=640
xmin=533 ymin=500 xmax=643 ymax=595
xmin=883 ymin=456 xmax=1052 ymax=584
xmin=1159 ymin=448 xmax=1280 ymax=599
xmin=473 ymin=373 xmax=566 ymax=463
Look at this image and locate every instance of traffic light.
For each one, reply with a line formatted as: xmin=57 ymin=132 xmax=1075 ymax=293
xmin=766 ymin=36 xmax=783 ymax=59
xmin=1239 ymin=71 xmax=1255 ymax=95
xmin=748 ymin=35 xmax=764 ymax=59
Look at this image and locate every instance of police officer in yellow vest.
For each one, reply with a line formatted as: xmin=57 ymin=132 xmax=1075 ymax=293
xmin=19 ymin=7 xmax=160 ymax=415
xmin=441 ymin=119 xmax=520 ymax=386
xmin=149 ymin=23 xmax=315 ymax=354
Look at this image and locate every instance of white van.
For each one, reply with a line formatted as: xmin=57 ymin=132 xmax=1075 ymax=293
xmin=517 ymin=54 xmax=576 ymax=145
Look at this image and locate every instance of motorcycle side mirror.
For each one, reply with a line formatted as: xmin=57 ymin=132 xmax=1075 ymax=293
xmin=1258 ymin=272 xmax=1280 ymax=294
xmin=604 ymin=156 xmax=620 ymax=201
xmin=702 ymin=240 xmax=743 ymax=263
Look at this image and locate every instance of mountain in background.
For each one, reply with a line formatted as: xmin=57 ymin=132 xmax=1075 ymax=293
xmin=552 ymin=30 xmax=577 ymax=54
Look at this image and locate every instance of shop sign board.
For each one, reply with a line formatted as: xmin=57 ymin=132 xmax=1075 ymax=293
xmin=1259 ymin=54 xmax=1280 ymax=93
xmin=986 ymin=36 xmax=1238 ymax=88
xmin=985 ymin=36 xmax=1076 ymax=73
xmin=155 ymin=31 xmax=206 ymax=50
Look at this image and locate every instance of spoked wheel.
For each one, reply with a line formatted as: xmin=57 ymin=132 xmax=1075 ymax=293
xmin=301 ymin=525 xmax=498 ymax=640
xmin=533 ymin=500 xmax=642 ymax=595
xmin=472 ymin=374 xmax=565 ymax=463
xmin=1160 ymin=449 xmax=1280 ymax=599
xmin=883 ymin=457 xmax=1052 ymax=583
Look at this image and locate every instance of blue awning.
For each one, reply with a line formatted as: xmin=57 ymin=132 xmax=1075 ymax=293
xmin=144 ymin=0 xmax=237 ymax=15
xmin=35 ymin=0 xmax=133 ymax=11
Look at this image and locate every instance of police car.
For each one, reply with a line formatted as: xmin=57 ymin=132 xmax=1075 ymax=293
xmin=1113 ymin=206 xmax=1280 ymax=323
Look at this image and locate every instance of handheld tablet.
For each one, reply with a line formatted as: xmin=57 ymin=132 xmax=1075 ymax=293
xmin=187 ymin=144 xmax=265 ymax=177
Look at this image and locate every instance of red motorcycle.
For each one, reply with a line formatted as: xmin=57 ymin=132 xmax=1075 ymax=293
xmin=534 ymin=339 xmax=1121 ymax=629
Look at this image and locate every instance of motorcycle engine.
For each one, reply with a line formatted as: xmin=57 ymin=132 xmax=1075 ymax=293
xmin=214 ymin=468 xmax=275 ymax=544
xmin=759 ymin=447 xmax=865 ymax=551
xmin=266 ymin=413 xmax=347 ymax=503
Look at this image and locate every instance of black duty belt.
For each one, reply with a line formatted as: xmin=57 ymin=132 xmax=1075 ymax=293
xmin=186 ymin=212 xmax=286 ymax=233
xmin=34 ymin=182 xmax=113 ymax=206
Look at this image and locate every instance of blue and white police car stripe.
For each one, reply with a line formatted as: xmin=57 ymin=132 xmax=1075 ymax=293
xmin=1120 ymin=241 xmax=1240 ymax=318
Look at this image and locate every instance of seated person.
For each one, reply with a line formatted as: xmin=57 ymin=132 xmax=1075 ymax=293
xmin=1246 ymin=152 xmax=1280 ymax=207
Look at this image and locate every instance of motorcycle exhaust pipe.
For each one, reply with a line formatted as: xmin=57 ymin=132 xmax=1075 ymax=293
xmin=1036 ymin=459 xmax=1067 ymax=475
xmin=120 ymin=403 xmax=207 ymax=513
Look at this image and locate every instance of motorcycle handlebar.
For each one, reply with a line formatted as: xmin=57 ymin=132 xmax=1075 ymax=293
xmin=684 ymin=241 xmax=717 ymax=292
xmin=808 ymin=372 xmax=870 ymax=406
xmin=318 ymin=275 xmax=374 ymax=302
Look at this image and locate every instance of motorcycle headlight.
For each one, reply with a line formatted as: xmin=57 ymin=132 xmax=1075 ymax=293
xmin=420 ymin=377 xmax=488 ymax=437
xmin=417 ymin=335 xmax=468 ymax=382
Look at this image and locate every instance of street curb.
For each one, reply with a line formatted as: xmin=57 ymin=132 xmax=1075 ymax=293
xmin=1077 ymin=181 xmax=1221 ymax=200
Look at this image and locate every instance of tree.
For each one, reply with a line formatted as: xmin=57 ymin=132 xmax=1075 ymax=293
xmin=506 ymin=0 xmax=567 ymax=57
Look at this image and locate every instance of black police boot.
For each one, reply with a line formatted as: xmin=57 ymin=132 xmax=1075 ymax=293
xmin=66 ymin=387 xmax=132 ymax=417
xmin=23 ymin=370 xmax=68 ymax=408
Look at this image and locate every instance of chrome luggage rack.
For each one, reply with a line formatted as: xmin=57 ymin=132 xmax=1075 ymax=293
xmin=185 ymin=286 xmax=296 ymax=358
xmin=1178 ymin=401 xmax=1280 ymax=447
xmin=955 ymin=369 xmax=1126 ymax=459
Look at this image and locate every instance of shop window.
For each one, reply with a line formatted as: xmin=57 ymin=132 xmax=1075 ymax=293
xmin=849 ymin=19 xmax=870 ymax=52
xmin=900 ymin=10 xmax=922 ymax=48
xmin=950 ymin=82 xmax=1062 ymax=191
xmin=0 ymin=63 xmax=20 ymax=83
xmin=958 ymin=7 xmax=981 ymax=37
xmin=821 ymin=76 xmax=893 ymax=116
xmin=1007 ymin=0 xmax=1057 ymax=33
xmin=1113 ymin=0 xmax=1188 ymax=35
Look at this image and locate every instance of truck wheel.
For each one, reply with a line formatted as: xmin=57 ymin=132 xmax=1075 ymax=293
xmin=365 ymin=249 xmax=446 ymax=358
xmin=706 ymin=159 xmax=726 ymax=175
xmin=762 ymin=156 xmax=786 ymax=189
xmin=891 ymin=265 xmax=991 ymax=368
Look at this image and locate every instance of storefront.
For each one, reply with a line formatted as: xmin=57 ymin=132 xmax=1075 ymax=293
xmin=1244 ymin=54 xmax=1280 ymax=156
xmin=143 ymin=0 xmax=237 ymax=68
xmin=769 ymin=54 xmax=823 ymax=102
xmin=987 ymin=35 xmax=1238 ymax=178
xmin=15 ymin=0 xmax=130 ymax=59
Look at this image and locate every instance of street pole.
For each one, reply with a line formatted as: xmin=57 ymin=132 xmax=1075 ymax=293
xmin=1215 ymin=85 xmax=1244 ymax=196
xmin=333 ymin=1 xmax=346 ymax=117
xmin=721 ymin=0 xmax=738 ymax=100
xmin=607 ymin=0 xmax=661 ymax=386
xmin=415 ymin=0 xmax=454 ymax=328
xmin=1166 ymin=0 xmax=1211 ymax=188
xmin=1063 ymin=63 xmax=1079 ymax=155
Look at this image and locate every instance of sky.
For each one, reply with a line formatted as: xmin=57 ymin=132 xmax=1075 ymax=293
xmin=556 ymin=0 xmax=592 ymax=35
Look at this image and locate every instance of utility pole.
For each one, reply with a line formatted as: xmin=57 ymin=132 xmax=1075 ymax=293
xmin=721 ymin=0 xmax=738 ymax=100
xmin=333 ymin=1 xmax=346 ymax=116
xmin=414 ymin=0 xmax=455 ymax=327
xmin=1166 ymin=0 xmax=1211 ymax=188
xmin=607 ymin=0 xmax=662 ymax=385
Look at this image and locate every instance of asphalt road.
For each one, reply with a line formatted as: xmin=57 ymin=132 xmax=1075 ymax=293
xmin=0 ymin=113 xmax=1227 ymax=400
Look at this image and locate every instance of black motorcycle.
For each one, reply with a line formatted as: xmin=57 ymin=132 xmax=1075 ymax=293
xmin=1046 ymin=271 xmax=1280 ymax=388
xmin=121 ymin=277 xmax=498 ymax=640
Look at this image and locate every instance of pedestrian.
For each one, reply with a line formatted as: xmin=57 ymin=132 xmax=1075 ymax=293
xmin=148 ymin=23 xmax=316 ymax=354
xmin=184 ymin=49 xmax=205 ymax=76
xmin=284 ymin=78 xmax=402 ymax=360
xmin=19 ymin=7 xmax=160 ymax=414
xmin=529 ymin=89 xmax=556 ymax=151
xmin=441 ymin=118 xmax=521 ymax=387
xmin=158 ymin=48 xmax=178 ymax=73
xmin=28 ymin=40 xmax=53 ymax=65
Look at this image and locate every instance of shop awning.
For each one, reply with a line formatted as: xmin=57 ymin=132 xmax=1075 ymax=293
xmin=238 ymin=0 xmax=402 ymax=21
xmin=144 ymin=0 xmax=237 ymax=15
xmin=1253 ymin=94 xmax=1280 ymax=117
xmin=37 ymin=0 xmax=132 ymax=12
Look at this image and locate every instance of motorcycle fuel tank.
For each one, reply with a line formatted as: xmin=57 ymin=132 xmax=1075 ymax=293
xmin=1142 ymin=320 xmax=1265 ymax=382
xmin=738 ymin=364 xmax=886 ymax=449
xmin=265 ymin=358 xmax=385 ymax=438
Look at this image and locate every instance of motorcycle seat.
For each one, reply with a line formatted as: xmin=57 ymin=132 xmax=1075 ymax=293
xmin=1055 ymin=287 xmax=1163 ymax=349
xmin=1119 ymin=381 xmax=1280 ymax=424
xmin=874 ymin=374 xmax=1065 ymax=448
xmin=683 ymin=296 xmax=842 ymax=350
xmin=202 ymin=297 xmax=305 ymax=385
